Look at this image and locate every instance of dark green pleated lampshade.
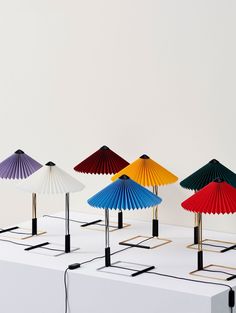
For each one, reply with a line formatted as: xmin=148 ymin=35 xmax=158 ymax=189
xmin=180 ymin=159 xmax=236 ymax=191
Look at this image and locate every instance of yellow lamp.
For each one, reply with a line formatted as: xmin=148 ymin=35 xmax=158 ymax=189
xmin=112 ymin=154 xmax=178 ymax=249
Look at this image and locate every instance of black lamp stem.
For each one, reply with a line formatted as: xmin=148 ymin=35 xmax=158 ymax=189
xmin=152 ymin=186 xmax=159 ymax=237
xmin=105 ymin=209 xmax=111 ymax=267
xmin=118 ymin=210 xmax=123 ymax=229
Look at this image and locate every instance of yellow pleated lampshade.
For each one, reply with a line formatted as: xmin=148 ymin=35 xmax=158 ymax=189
xmin=111 ymin=154 xmax=178 ymax=187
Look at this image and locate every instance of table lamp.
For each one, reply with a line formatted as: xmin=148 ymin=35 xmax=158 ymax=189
xmin=20 ymin=161 xmax=84 ymax=253
xmin=181 ymin=178 xmax=236 ymax=281
xmin=112 ymin=154 xmax=178 ymax=249
xmin=88 ymin=174 xmax=161 ymax=275
xmin=180 ymin=159 xmax=236 ymax=249
xmin=0 ymin=149 xmax=42 ymax=237
xmin=74 ymin=145 xmax=129 ymax=230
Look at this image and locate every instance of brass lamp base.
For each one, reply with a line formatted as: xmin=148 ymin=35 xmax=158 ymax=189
xmin=22 ymin=230 xmax=47 ymax=240
xmin=190 ymin=264 xmax=236 ymax=281
xmin=119 ymin=235 xmax=172 ymax=249
xmin=187 ymin=238 xmax=236 ymax=253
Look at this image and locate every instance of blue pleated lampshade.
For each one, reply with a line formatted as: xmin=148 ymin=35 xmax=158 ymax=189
xmin=88 ymin=174 xmax=162 ymax=210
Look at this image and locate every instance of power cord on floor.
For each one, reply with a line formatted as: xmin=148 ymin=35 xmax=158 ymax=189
xmin=64 ymin=236 xmax=153 ymax=312
xmin=100 ymin=263 xmax=235 ymax=311
xmin=202 ymin=242 xmax=236 ymax=251
xmin=64 ymin=268 xmax=69 ymax=313
xmin=64 ymin=237 xmax=235 ymax=313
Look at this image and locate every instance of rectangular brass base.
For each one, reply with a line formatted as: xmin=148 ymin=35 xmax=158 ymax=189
xmin=119 ymin=235 xmax=172 ymax=249
xmin=190 ymin=264 xmax=236 ymax=281
xmin=21 ymin=230 xmax=47 ymax=240
xmin=97 ymin=261 xmax=155 ymax=277
xmin=187 ymin=238 xmax=236 ymax=253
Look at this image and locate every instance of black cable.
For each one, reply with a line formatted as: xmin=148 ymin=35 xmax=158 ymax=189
xmin=147 ymin=271 xmax=233 ymax=291
xmin=202 ymin=242 xmax=236 ymax=250
xmin=108 ymin=264 xmax=234 ymax=309
xmin=64 ymin=268 xmax=69 ymax=313
xmin=43 ymin=214 xmax=118 ymax=229
xmin=43 ymin=214 xmax=85 ymax=224
xmin=0 ymin=238 xmax=64 ymax=252
xmin=203 ymin=268 xmax=235 ymax=277
xmin=0 ymin=238 xmax=31 ymax=247
xmin=79 ymin=237 xmax=152 ymax=265
xmin=64 ymin=236 xmax=153 ymax=313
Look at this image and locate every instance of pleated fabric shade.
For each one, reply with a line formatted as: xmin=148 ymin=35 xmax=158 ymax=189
xmin=88 ymin=174 xmax=162 ymax=210
xmin=111 ymin=154 xmax=178 ymax=186
xmin=74 ymin=145 xmax=129 ymax=175
xmin=20 ymin=162 xmax=84 ymax=252
xmin=180 ymin=159 xmax=236 ymax=191
xmin=21 ymin=161 xmax=84 ymax=194
xmin=181 ymin=179 xmax=236 ymax=274
xmin=180 ymin=159 xmax=236 ymax=245
xmin=74 ymin=145 xmax=129 ymax=229
xmin=181 ymin=179 xmax=236 ymax=215
xmin=88 ymin=175 xmax=161 ymax=266
xmin=0 ymin=149 xmax=42 ymax=179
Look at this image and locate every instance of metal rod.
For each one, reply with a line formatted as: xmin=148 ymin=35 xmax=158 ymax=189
xmin=197 ymin=212 xmax=203 ymax=270
xmin=32 ymin=193 xmax=37 ymax=235
xmin=105 ymin=209 xmax=110 ymax=248
xmin=198 ymin=213 xmax=202 ymax=251
xmin=65 ymin=193 xmax=70 ymax=236
xmin=152 ymin=186 xmax=158 ymax=220
xmin=32 ymin=193 xmax=37 ymax=219
xmin=65 ymin=193 xmax=71 ymax=253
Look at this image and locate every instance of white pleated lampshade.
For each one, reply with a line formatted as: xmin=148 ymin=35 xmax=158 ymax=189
xmin=19 ymin=161 xmax=85 ymax=194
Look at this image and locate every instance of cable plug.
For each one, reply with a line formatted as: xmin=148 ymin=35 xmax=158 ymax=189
xmin=68 ymin=263 xmax=81 ymax=270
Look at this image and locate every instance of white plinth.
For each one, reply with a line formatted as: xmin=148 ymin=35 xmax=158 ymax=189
xmin=0 ymin=211 xmax=235 ymax=313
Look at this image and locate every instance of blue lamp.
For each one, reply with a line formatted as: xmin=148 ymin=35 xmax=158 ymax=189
xmin=88 ymin=174 xmax=162 ymax=267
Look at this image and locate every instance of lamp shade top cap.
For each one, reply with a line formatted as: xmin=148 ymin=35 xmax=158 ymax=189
xmin=45 ymin=161 xmax=56 ymax=166
xmin=100 ymin=145 xmax=110 ymax=150
xmin=140 ymin=154 xmax=150 ymax=159
xmin=119 ymin=174 xmax=130 ymax=180
xmin=15 ymin=149 xmax=24 ymax=154
xmin=209 ymin=159 xmax=219 ymax=164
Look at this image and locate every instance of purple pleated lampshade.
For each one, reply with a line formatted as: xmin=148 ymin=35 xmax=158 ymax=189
xmin=0 ymin=149 xmax=42 ymax=179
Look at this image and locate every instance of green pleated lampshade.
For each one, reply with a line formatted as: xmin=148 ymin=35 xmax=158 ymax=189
xmin=180 ymin=159 xmax=236 ymax=191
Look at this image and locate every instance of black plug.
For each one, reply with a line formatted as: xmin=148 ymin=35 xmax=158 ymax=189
xmin=68 ymin=263 xmax=81 ymax=270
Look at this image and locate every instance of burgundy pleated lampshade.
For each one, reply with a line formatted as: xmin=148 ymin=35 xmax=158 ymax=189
xmin=74 ymin=145 xmax=129 ymax=175
xmin=181 ymin=179 xmax=236 ymax=215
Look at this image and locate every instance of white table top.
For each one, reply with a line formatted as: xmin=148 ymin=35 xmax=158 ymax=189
xmin=0 ymin=210 xmax=235 ymax=298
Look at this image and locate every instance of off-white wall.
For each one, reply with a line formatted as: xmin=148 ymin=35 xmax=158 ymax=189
xmin=0 ymin=0 xmax=235 ymax=233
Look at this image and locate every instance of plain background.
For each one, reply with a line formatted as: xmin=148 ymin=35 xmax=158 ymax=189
xmin=0 ymin=0 xmax=235 ymax=233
